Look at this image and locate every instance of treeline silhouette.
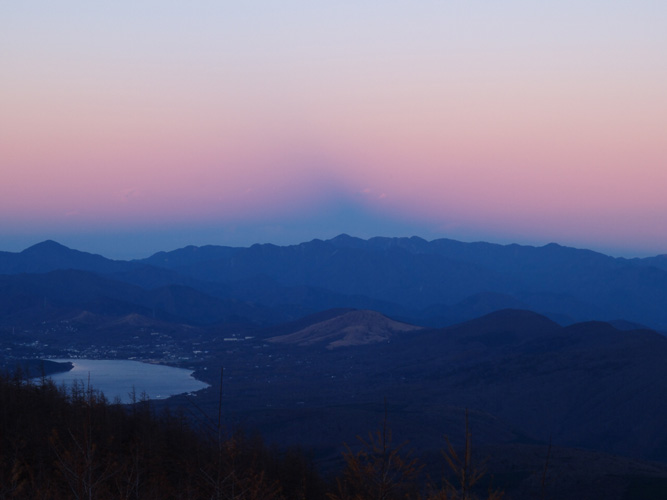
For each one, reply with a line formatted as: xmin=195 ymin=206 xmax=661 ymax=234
xmin=0 ymin=370 xmax=501 ymax=499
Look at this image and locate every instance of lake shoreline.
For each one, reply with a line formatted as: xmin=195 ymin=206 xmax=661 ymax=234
xmin=37 ymin=358 xmax=210 ymax=404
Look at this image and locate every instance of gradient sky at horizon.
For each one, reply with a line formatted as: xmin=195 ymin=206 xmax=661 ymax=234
xmin=2 ymin=1 xmax=666 ymax=259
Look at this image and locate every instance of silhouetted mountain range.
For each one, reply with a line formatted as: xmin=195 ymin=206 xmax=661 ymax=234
xmin=4 ymin=235 xmax=666 ymax=330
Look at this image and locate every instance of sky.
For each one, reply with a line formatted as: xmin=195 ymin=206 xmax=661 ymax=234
xmin=2 ymin=1 xmax=667 ymax=259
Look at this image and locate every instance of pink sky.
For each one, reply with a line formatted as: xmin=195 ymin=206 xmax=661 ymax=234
xmin=2 ymin=2 xmax=667 ymax=258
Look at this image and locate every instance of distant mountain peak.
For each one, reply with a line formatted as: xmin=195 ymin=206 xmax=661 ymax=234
xmin=327 ymin=234 xmax=365 ymax=247
xmin=5 ymin=239 xmax=124 ymax=274
xmin=21 ymin=240 xmax=71 ymax=255
xmin=329 ymin=233 xmax=356 ymax=242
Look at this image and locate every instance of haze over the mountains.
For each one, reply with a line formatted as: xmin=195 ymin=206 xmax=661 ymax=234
xmin=3 ymin=235 xmax=667 ymax=331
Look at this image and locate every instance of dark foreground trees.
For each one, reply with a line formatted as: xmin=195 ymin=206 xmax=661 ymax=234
xmin=0 ymin=372 xmax=324 ymax=499
xmin=0 ymin=371 xmax=501 ymax=499
xmin=329 ymin=408 xmax=502 ymax=500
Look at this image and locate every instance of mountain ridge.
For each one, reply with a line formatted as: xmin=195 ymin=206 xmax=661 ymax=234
xmin=4 ymin=235 xmax=667 ymax=330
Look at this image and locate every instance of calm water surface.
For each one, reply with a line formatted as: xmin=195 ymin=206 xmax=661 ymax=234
xmin=45 ymin=359 xmax=209 ymax=404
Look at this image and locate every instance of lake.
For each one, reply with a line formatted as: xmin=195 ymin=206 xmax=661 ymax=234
xmin=43 ymin=359 xmax=209 ymax=404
